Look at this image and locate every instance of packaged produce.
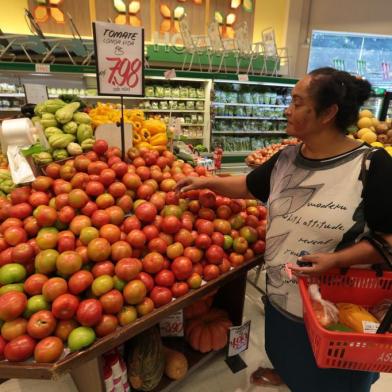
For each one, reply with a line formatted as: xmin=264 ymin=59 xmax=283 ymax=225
xmin=155 ymin=86 xmax=164 ymax=98
xmin=164 ymin=86 xmax=171 ymax=97
xmin=172 ymin=87 xmax=180 ymax=98
xmin=188 ymin=87 xmax=196 ymax=98
xmin=145 ymin=86 xmax=155 ymax=97
xmin=180 ymin=87 xmax=188 ymax=98
xmin=337 ymin=303 xmax=380 ymax=333
xmin=370 ymin=299 xmax=392 ymax=331
xmin=186 ymin=101 xmax=195 ymax=110
xmin=196 ymin=87 xmax=204 ymax=98
xmin=309 ymin=284 xmax=339 ymax=327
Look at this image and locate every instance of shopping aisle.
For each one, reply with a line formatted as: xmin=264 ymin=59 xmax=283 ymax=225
xmin=175 ymin=274 xmax=392 ymax=392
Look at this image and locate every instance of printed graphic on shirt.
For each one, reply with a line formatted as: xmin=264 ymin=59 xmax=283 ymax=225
xmin=265 ymin=145 xmax=370 ymax=317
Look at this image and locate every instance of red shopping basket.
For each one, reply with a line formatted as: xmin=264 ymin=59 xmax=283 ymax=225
xmin=299 ymin=269 xmax=392 ymax=373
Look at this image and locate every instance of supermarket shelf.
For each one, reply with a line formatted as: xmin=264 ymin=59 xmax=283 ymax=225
xmin=214 ymin=116 xmax=286 ymax=120
xmin=0 ymin=108 xmax=20 ymax=111
xmin=0 ymin=92 xmax=23 ymax=97
xmin=47 ymin=95 xmax=205 ymax=101
xmin=0 ymin=257 xmax=260 ymax=380
xmin=143 ymin=109 xmax=204 ymax=113
xmin=213 ymin=130 xmax=287 ymax=135
xmin=223 ymin=151 xmax=252 ymax=156
xmin=182 ymin=123 xmax=204 ymax=126
xmin=212 ymin=102 xmax=288 ymax=108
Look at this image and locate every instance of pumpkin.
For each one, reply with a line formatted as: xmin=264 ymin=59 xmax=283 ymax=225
xmin=185 ymin=308 xmax=232 ymax=353
xmin=126 ymin=326 xmax=165 ymax=391
xmin=183 ymin=293 xmax=215 ymax=320
xmin=163 ymin=347 xmax=188 ymax=380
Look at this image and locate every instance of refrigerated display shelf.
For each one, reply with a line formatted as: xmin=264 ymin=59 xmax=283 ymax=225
xmin=212 ymin=102 xmax=288 ymax=108
xmin=143 ymin=109 xmax=205 ymax=113
xmin=0 ymin=93 xmax=23 ymax=97
xmin=215 ymin=116 xmax=286 ymax=120
xmin=0 ymin=108 xmax=20 ymax=111
xmin=213 ymin=130 xmax=287 ymax=135
xmin=182 ymin=123 xmax=205 ymax=126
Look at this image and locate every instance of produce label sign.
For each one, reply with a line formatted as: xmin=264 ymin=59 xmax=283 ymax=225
xmin=93 ymin=22 xmax=144 ymax=96
xmin=159 ymin=310 xmax=184 ymax=337
xmin=227 ymin=320 xmax=251 ymax=357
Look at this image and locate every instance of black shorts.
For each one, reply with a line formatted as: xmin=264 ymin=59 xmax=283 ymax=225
xmin=264 ymin=300 xmax=379 ymax=392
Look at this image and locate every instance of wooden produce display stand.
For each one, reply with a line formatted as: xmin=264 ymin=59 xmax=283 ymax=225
xmin=0 ymin=257 xmax=261 ymax=392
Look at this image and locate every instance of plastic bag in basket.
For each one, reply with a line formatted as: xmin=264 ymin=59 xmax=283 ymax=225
xmin=308 ymin=284 xmax=339 ymax=327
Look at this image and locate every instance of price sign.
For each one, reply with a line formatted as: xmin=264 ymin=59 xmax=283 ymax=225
xmin=93 ymin=22 xmax=144 ymax=96
xmin=227 ymin=320 xmax=251 ymax=357
xmin=164 ymin=69 xmax=177 ymax=80
xmin=23 ymin=84 xmax=48 ymax=104
xmin=159 ymin=310 xmax=184 ymax=337
xmin=238 ymin=74 xmax=249 ymax=82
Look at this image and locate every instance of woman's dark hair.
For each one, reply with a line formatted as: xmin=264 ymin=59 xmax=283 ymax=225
xmin=308 ymin=67 xmax=372 ymax=132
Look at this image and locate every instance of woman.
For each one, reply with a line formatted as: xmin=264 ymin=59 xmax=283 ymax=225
xmin=176 ymin=67 xmax=392 ymax=392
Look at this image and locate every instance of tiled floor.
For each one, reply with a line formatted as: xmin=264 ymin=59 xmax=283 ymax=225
xmin=175 ymin=270 xmax=392 ymax=392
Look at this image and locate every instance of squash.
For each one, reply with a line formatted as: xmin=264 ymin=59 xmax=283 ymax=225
xmin=183 ymin=293 xmax=216 ymax=320
xmin=126 ymin=326 xmax=165 ymax=391
xmin=163 ymin=347 xmax=188 ymax=380
xmin=185 ymin=308 xmax=232 ymax=353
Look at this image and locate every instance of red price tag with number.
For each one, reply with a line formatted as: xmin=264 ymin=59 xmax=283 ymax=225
xmin=159 ymin=310 xmax=184 ymax=337
xmin=227 ymin=320 xmax=251 ymax=357
xmin=93 ymin=22 xmax=144 ymax=96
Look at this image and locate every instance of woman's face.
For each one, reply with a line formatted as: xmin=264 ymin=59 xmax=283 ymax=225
xmin=285 ymin=76 xmax=322 ymax=138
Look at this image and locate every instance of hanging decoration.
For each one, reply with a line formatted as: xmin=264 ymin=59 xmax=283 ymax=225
xmin=34 ymin=0 xmax=65 ymax=23
xmin=113 ymin=0 xmax=142 ymax=26
xmin=159 ymin=0 xmax=202 ymax=33
xmin=230 ymin=0 xmax=254 ymax=12
xmin=214 ymin=11 xmax=237 ymax=39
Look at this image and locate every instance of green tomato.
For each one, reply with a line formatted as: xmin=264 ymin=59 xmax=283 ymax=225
xmin=68 ymin=326 xmax=96 ymax=351
xmin=223 ymin=235 xmax=233 ymax=250
xmin=24 ymin=294 xmax=50 ymax=318
xmin=35 ymin=249 xmax=59 ymax=274
xmin=0 ymin=264 xmax=26 ymax=285
xmin=113 ymin=276 xmax=126 ymax=291
xmin=91 ymin=275 xmax=114 ymax=297
xmin=0 ymin=283 xmax=24 ymax=296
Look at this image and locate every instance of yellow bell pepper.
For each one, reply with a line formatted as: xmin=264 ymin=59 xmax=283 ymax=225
xmin=142 ymin=119 xmax=166 ymax=135
xmin=135 ymin=142 xmax=154 ymax=149
xmin=151 ymin=145 xmax=167 ymax=152
xmin=141 ymin=129 xmax=151 ymax=142
xmin=150 ymin=133 xmax=168 ymax=146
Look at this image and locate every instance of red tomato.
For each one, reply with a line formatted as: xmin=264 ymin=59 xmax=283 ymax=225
xmin=95 ymin=314 xmax=118 ymax=337
xmin=27 ymin=310 xmax=56 ymax=339
xmin=4 ymin=335 xmax=36 ymax=362
xmin=171 ymin=282 xmax=189 ymax=298
xmin=76 ymin=299 xmax=103 ymax=327
xmin=52 ymin=294 xmax=80 ymax=320
xmin=155 ymin=269 xmax=175 ymax=287
xmin=150 ymin=286 xmax=172 ymax=307
xmin=0 ymin=291 xmax=27 ymax=321
xmin=68 ymin=270 xmax=94 ymax=295
xmin=99 ymin=289 xmax=124 ymax=314
xmin=34 ymin=336 xmax=64 ymax=363
xmin=171 ymin=256 xmax=193 ymax=280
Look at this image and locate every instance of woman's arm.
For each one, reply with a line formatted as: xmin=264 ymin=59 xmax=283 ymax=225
xmin=291 ymin=234 xmax=392 ymax=276
xmin=175 ymin=175 xmax=255 ymax=200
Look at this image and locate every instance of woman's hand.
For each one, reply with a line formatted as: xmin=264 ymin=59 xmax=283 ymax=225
xmin=175 ymin=177 xmax=210 ymax=193
xmin=290 ymin=252 xmax=339 ymax=277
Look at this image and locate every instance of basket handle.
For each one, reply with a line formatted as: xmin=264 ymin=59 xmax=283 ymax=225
xmin=376 ymin=304 xmax=392 ymax=334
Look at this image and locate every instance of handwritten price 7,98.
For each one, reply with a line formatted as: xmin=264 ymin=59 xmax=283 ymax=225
xmin=160 ymin=321 xmax=183 ymax=335
xmin=106 ymin=57 xmax=142 ymax=88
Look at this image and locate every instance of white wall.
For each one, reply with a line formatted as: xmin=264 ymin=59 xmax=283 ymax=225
xmin=288 ymin=0 xmax=392 ymax=78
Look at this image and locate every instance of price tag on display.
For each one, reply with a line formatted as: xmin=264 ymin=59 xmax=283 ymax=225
xmin=227 ymin=320 xmax=251 ymax=357
xmin=93 ymin=22 xmax=144 ymax=96
xmin=164 ymin=68 xmax=177 ymax=79
xmin=35 ymin=63 xmax=50 ymax=73
xmin=238 ymin=74 xmax=249 ymax=82
xmin=23 ymin=84 xmax=48 ymax=104
xmin=159 ymin=310 xmax=184 ymax=337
